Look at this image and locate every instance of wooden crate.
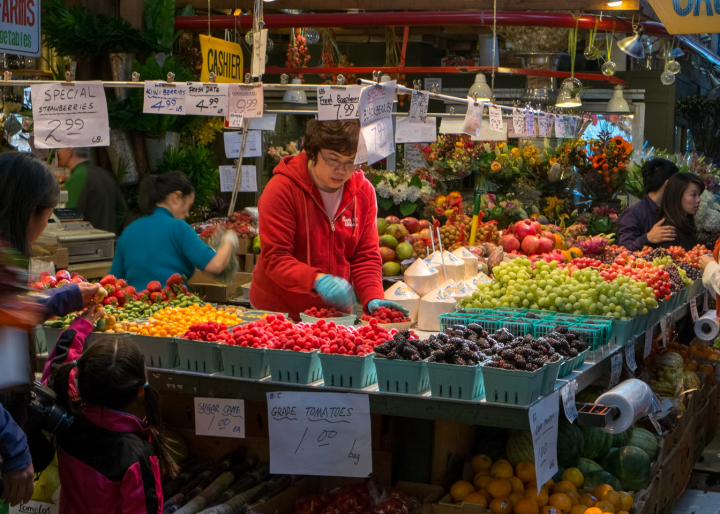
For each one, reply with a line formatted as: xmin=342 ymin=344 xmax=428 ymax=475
xmin=188 ymin=271 xmax=253 ymax=302
xmin=236 ymin=238 xmax=254 ymax=255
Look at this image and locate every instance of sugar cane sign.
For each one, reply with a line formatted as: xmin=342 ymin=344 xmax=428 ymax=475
xmin=194 ymin=397 xmax=245 ymax=438
xmin=267 ymin=391 xmax=372 ymax=477
xmin=31 ymin=81 xmax=109 ymax=149
xmin=529 ymin=390 xmax=560 ymax=488
xmin=0 ymin=0 xmax=41 ymax=57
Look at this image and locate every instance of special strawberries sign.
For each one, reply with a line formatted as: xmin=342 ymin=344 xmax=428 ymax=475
xmin=0 ymin=0 xmax=40 ymax=56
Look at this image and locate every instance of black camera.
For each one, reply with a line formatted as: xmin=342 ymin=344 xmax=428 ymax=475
xmin=26 ymin=380 xmax=73 ymax=436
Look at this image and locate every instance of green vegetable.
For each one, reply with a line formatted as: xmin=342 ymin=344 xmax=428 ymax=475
xmin=626 ymin=428 xmax=659 ymax=461
xmin=604 ymin=446 xmax=651 ymax=491
xmin=575 ymin=457 xmax=603 ymax=478
xmin=580 ymin=426 xmax=613 ymax=460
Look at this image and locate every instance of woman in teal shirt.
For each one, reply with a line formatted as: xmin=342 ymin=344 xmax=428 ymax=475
xmin=110 ymin=172 xmax=238 ymax=290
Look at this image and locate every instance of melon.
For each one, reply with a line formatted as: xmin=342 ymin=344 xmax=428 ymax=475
xmin=558 ymin=419 xmax=584 ymax=468
xmin=580 ymin=426 xmax=613 ymax=460
xmin=611 ymin=430 xmax=631 ymax=448
xmin=384 ymin=281 xmax=420 ymax=321
xmin=582 ymin=470 xmax=623 ymax=492
xmin=507 ymin=430 xmax=535 ymax=467
xmin=452 ymin=247 xmax=479 ymax=279
xmin=553 ymin=466 xmax=566 ymax=483
xmin=626 ymin=427 xmax=659 ymax=461
xmin=404 ymin=258 xmax=440 ymax=297
xmin=426 ymin=250 xmax=465 ymax=283
xmin=600 ymin=447 xmax=619 ymax=470
xmin=575 ymin=457 xmax=603 ymax=478
xmin=417 ymin=281 xmax=461 ymax=331
xmin=604 ymin=445 xmax=651 ymax=491
xmin=576 ymin=385 xmax=605 ymax=404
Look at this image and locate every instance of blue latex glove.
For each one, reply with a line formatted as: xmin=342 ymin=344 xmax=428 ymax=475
xmin=368 ymin=299 xmax=409 ymax=316
xmin=314 ymin=275 xmax=353 ymax=312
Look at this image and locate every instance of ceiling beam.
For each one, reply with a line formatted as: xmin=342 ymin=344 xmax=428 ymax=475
xmin=189 ymin=0 xmax=639 ymax=10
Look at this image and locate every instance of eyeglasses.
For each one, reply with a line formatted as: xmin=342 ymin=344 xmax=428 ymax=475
xmin=320 ymin=151 xmax=356 ymax=173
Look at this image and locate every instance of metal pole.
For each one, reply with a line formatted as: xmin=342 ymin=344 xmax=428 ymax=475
xmin=228 ymin=118 xmax=251 ymax=217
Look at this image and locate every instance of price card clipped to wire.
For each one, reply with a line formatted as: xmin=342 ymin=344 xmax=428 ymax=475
xmin=317 ymin=85 xmax=361 ymax=121
xmin=625 ymin=339 xmax=637 ymax=372
xmin=644 ymin=328 xmax=653 ymax=358
xmin=227 ymin=83 xmax=264 ymax=127
xmin=538 ymin=112 xmax=548 ymax=137
xmin=462 ymin=98 xmax=483 ymax=137
xmin=252 ymin=29 xmax=268 ymax=77
xmin=529 ymin=390 xmax=560 ymax=487
xmin=563 ymin=116 xmax=572 ymax=138
xmin=186 ymin=83 xmax=229 ymax=116
xmin=408 ymin=90 xmax=429 ymax=124
xmin=609 ymin=352 xmax=623 ymax=388
xmin=143 ymin=81 xmax=187 ymax=115
xmin=554 ymin=114 xmax=565 ymax=138
xmin=267 ymin=391 xmax=372 ymax=477
xmin=358 ymin=79 xmax=396 ymax=165
xmin=570 ymin=116 xmax=578 ymax=137
xmin=489 ymin=104 xmax=503 ymax=132
xmin=690 ymin=297 xmax=699 ymax=322
xmin=512 ymin=107 xmax=524 ymax=135
xmin=194 ymin=397 xmax=245 ymax=438
xmin=525 ymin=111 xmax=536 ymax=137
xmin=31 ymin=81 xmax=109 ymax=149
xmin=660 ymin=315 xmax=668 ymax=346
xmin=562 ymin=380 xmax=578 ymax=423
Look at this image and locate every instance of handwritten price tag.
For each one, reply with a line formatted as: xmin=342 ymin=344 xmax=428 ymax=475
xmin=489 ymin=104 xmax=503 ymax=132
xmin=31 ymin=81 xmax=109 ymax=149
xmin=564 ymin=116 xmax=572 ymax=138
xmin=462 ymin=98 xmax=483 ymax=137
xmin=362 ymin=117 xmax=395 ymax=165
xmin=267 ymin=391 xmax=372 ymax=477
xmin=223 ymin=130 xmax=262 ymax=159
xmin=395 ymin=116 xmax=436 ymax=143
xmin=186 ymin=82 xmax=229 ymax=116
xmin=529 ymin=390 xmax=560 ymax=487
xmin=562 ymin=380 xmax=578 ymax=423
xmin=690 ymin=298 xmax=699 ymax=322
xmin=660 ymin=316 xmax=668 ymax=346
xmin=359 ymin=80 xmax=395 ymax=127
xmin=512 ymin=107 xmax=524 ymax=135
xmin=219 ymin=165 xmax=256 ymax=193
xmin=318 ymin=85 xmax=361 ymax=121
xmin=525 ymin=112 xmax=536 ymax=137
xmin=538 ymin=112 xmax=548 ymax=137
xmin=252 ymin=29 xmax=268 ymax=77
xmin=143 ymin=81 xmax=187 ymax=115
xmin=227 ymin=83 xmax=264 ymax=127
xmin=554 ymin=114 xmax=565 ymax=138
xmin=408 ymin=90 xmax=429 ymax=124
xmin=194 ymin=397 xmax=245 ymax=438
xmin=609 ymin=352 xmax=623 ymax=388
xmin=625 ymin=340 xmax=637 ymax=372
xmin=644 ymin=328 xmax=653 ymax=358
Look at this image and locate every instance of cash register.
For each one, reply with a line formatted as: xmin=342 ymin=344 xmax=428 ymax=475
xmin=36 ymin=206 xmax=116 ymax=265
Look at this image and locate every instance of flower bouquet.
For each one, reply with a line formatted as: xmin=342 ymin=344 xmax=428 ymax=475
xmin=418 ymin=134 xmax=485 ymax=180
xmin=479 ymin=192 xmax=530 ymax=228
xmin=578 ymin=206 xmax=619 ymax=236
xmin=577 ymin=134 xmax=632 ymax=203
xmin=365 ymin=167 xmax=435 ymax=217
xmin=267 ymin=141 xmax=300 ymax=166
xmin=527 ymin=143 xmax=576 ymax=198
xmin=476 ymin=142 xmax=530 ymax=189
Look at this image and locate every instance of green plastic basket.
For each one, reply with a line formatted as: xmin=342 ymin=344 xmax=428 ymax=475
xmin=482 ymin=363 xmax=545 ymax=405
xmin=265 ymin=349 xmax=323 ymax=384
xmin=128 ymin=334 xmax=178 ymax=369
xmin=534 ymin=319 xmax=576 ymax=339
xmin=569 ymin=324 xmax=606 ymax=351
xmin=610 ymin=319 xmax=634 ymax=346
xmin=456 ymin=308 xmax=491 ymax=316
xmin=540 ymin=356 xmax=564 ymax=396
xmin=471 ymin=316 xmax=508 ymax=333
xmin=319 ymin=353 xmax=377 ymax=389
xmin=426 ymin=361 xmax=485 ymax=400
xmin=219 ymin=344 xmax=269 ymax=379
xmin=176 ymin=339 xmax=223 ymax=373
xmin=524 ymin=309 xmax=557 ymax=318
xmin=374 ymin=358 xmax=430 ymax=395
xmin=439 ymin=313 xmax=480 ymax=332
xmin=299 ymin=313 xmax=356 ymax=327
xmin=501 ymin=318 xmax=540 ymax=338
xmin=558 ymin=348 xmax=589 ymax=378
xmin=492 ymin=307 xmax=527 ymax=315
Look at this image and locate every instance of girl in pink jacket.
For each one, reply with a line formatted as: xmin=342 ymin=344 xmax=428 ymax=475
xmin=43 ymin=308 xmax=178 ymax=513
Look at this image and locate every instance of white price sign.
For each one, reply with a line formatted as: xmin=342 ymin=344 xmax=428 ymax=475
xmin=359 ymin=80 xmax=395 ymax=127
xmin=529 ymin=390 xmax=560 ymax=488
xmin=186 ymin=82 xmax=229 ymax=116
xmin=538 ymin=112 xmax=549 ymax=137
xmin=690 ymin=298 xmax=699 ymax=322
xmin=143 ymin=81 xmax=187 ymax=115
xmin=564 ymin=116 xmax=572 ymax=137
xmin=404 ymin=144 xmax=426 ymax=171
xmin=394 ymin=116 xmax=436 ymax=143
xmin=489 ymin=104 xmax=503 ymax=132
xmin=462 ymin=98 xmax=483 ymax=137
xmin=625 ymin=340 xmax=637 ymax=372
xmin=252 ymin=29 xmax=268 ymax=77
xmin=408 ymin=90 xmax=429 ymax=124
xmin=609 ymin=352 xmax=623 ymax=388
xmin=227 ymin=82 xmax=264 ymax=127
xmin=194 ymin=397 xmax=245 ymax=438
xmin=223 ymin=130 xmax=262 ymax=159
xmin=317 ymin=85 xmax=361 ymax=121
xmin=361 ymin=117 xmax=395 ymax=165
xmin=660 ymin=316 xmax=668 ymax=346
xmin=644 ymin=329 xmax=653 ymax=358
xmin=31 ymin=81 xmax=109 ymax=149
xmin=554 ymin=115 xmax=565 ymax=138
xmin=525 ymin=112 xmax=536 ymax=137
xmin=570 ymin=116 xmax=578 ymax=137
xmin=267 ymin=391 xmax=372 ymax=477
xmin=562 ymin=380 xmax=578 ymax=423
xmin=219 ymin=165 xmax=257 ymax=193
xmin=512 ymin=107 xmax=524 ymax=135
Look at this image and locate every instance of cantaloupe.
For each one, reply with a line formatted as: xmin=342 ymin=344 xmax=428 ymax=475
xmin=452 ymin=247 xmax=479 ymax=279
xmin=384 ymin=281 xmax=420 ymax=321
xmin=404 ymin=258 xmax=440 ymax=297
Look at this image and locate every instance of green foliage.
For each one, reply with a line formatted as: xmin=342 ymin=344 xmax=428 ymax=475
xmin=145 ymin=0 xmax=176 ymax=53
xmin=154 ymin=145 xmax=219 ymax=208
xmin=377 ymin=197 xmax=393 ymax=211
xmin=399 ymin=201 xmax=418 ymax=217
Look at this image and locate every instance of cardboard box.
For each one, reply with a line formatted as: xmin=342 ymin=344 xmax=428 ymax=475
xmin=660 ymin=425 xmax=693 ymax=501
xmin=66 ymin=260 xmax=113 ymax=280
xmin=188 ymin=271 xmax=253 ymax=303
xmin=236 ymin=238 xmax=254 ymax=255
xmin=243 ymin=254 xmax=258 ymax=273
xmin=707 ymin=384 xmax=719 ymax=441
xmin=30 ymin=244 xmax=69 ymax=270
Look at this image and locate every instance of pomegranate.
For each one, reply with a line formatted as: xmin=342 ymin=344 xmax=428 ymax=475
xmin=499 ymin=234 xmax=521 ymax=253
xmin=538 ymin=237 xmax=554 ymax=254
xmin=521 ymin=235 xmax=542 ymax=255
xmin=512 ymin=220 xmax=537 ymax=242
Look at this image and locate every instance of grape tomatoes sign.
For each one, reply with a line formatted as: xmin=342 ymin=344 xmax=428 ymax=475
xmin=647 ymin=0 xmax=720 ymax=34
xmin=199 ymin=34 xmax=244 ymax=83
xmin=0 ymin=0 xmax=40 ymax=57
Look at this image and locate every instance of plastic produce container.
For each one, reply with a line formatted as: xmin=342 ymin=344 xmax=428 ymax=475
xmin=426 ymin=361 xmax=485 ymax=400
xmin=319 ymin=353 xmax=377 ymax=389
xmin=219 ymin=345 xmax=269 ymax=379
xmin=482 ymin=363 xmax=545 ymax=405
xmin=265 ymin=349 xmax=323 ymax=384
xmin=176 ymin=339 xmax=223 ymax=373
xmin=374 ymin=358 xmax=430 ymax=395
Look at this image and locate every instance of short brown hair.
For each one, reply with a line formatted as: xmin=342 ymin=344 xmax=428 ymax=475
xmin=304 ymin=119 xmax=360 ymax=160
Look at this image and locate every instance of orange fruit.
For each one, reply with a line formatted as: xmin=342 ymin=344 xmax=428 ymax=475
xmin=579 ymin=494 xmax=598 ymax=508
xmin=599 ymin=491 xmax=621 ymax=512
xmin=472 ymin=454 xmax=493 ymax=473
xmin=464 ymin=492 xmax=489 ymax=506
xmin=592 ymin=486 xmax=614 ymax=500
xmin=527 ymin=481 xmax=548 ymax=494
xmin=488 ymin=479 xmax=513 ymax=499
xmin=450 ymin=480 xmax=475 ymax=503
xmin=570 ymin=506 xmax=588 ymax=514
xmin=585 ymin=509 xmax=603 ymax=514
xmin=515 ymin=497 xmax=540 ymax=514
xmin=562 ymin=468 xmax=584 ymax=489
xmin=510 ymin=493 xmax=524 ymax=505
xmin=508 ymin=476 xmax=525 ymax=494
xmin=617 ymin=511 xmax=629 ymax=514
xmin=516 ymin=462 xmax=537 ymax=483
xmin=490 ymin=498 xmax=514 ymax=514
xmin=541 ymin=507 xmax=561 ymax=514
xmin=617 ymin=493 xmax=633 ymax=512
xmin=475 ymin=473 xmax=494 ymax=490
xmin=524 ymin=487 xmax=549 ymax=508
xmin=595 ymin=501 xmax=615 ymax=514
xmin=566 ymin=492 xmax=581 ymax=507
xmin=548 ymin=493 xmax=572 ymax=514
xmin=492 ymin=461 xmax=515 ymax=478
xmin=553 ymin=481 xmax=577 ymax=496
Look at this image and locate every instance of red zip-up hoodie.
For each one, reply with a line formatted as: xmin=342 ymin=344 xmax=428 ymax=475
xmin=249 ymin=152 xmax=384 ymax=320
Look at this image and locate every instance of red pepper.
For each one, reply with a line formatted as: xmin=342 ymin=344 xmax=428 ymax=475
xmin=147 ymin=281 xmax=162 ymax=293
xmin=99 ymin=274 xmax=116 ymax=286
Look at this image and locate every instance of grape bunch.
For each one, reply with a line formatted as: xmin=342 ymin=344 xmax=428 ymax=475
xmin=665 ymin=264 xmax=684 ymax=293
xmin=652 ymin=253 xmax=674 ymax=267
xmin=678 ymin=262 xmax=702 ymax=280
xmin=676 ymin=267 xmax=694 ymax=287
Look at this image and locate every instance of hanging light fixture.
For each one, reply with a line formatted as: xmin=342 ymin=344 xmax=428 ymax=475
xmin=557 ymin=18 xmax=582 ymax=108
xmin=467 ymin=73 xmax=492 ymax=102
xmin=606 ymin=85 xmax=630 ymax=113
xmin=618 ymin=18 xmax=645 ymax=60
xmin=283 ymin=77 xmax=308 ymax=104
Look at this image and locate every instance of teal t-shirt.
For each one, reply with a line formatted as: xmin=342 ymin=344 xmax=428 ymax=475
xmin=110 ymin=207 xmax=216 ymax=290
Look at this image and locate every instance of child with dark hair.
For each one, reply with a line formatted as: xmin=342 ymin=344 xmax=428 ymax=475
xmin=43 ymin=305 xmax=177 ymax=513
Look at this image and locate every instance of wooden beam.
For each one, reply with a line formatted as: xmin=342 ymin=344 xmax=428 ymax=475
xmin=119 ymin=0 xmax=144 ymax=29
xmin=189 ymin=0 xmax=640 ymax=10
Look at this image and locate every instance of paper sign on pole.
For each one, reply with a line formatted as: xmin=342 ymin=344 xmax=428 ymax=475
xmin=267 ymin=391 xmax=372 ymax=477
xmin=525 ymin=112 xmax=537 ymax=137
xmin=395 ymin=116 xmax=437 ymax=143
xmin=359 ymin=80 xmax=395 ymax=127
xmin=570 ymin=116 xmax=578 ymax=137
xmin=646 ymin=0 xmax=720 ymax=35
xmin=554 ymin=115 xmax=565 ymax=138
xmin=317 ymin=85 xmax=361 ymax=121
xmin=690 ymin=298 xmax=699 ymax=322
xmin=538 ymin=112 xmax=548 ymax=137
xmin=354 ymin=130 xmax=368 ymax=165
xmin=489 ymin=104 xmax=503 ymax=132
xmin=199 ymin=34 xmax=244 ymax=83
xmin=609 ymin=352 xmax=623 ymax=388
xmin=626 ymin=340 xmax=637 ymax=372
xmin=563 ymin=116 xmax=572 ymax=138
xmin=223 ymin=130 xmax=262 ymax=159
xmin=644 ymin=329 xmax=653 ymax=358
xmin=31 ymin=81 xmax=109 ymax=149
xmin=226 ymin=83 xmax=264 ymax=127
xmin=0 ymin=1 xmax=41 ymax=57
xmin=252 ymin=29 xmax=268 ymax=77
xmin=362 ymin=117 xmax=395 ymax=165
xmin=562 ymin=380 xmax=578 ymax=423
xmin=143 ymin=81 xmax=187 ymax=115
xmin=186 ymin=82 xmax=229 ymax=116
xmin=404 ymin=144 xmax=426 ymax=171
xmin=194 ymin=397 xmax=245 ymax=438
xmin=219 ymin=165 xmax=257 ymax=193
xmin=462 ymin=98 xmax=483 ymax=137
xmin=512 ymin=107 xmax=524 ymax=135
xmin=529 ymin=390 xmax=560 ymax=488
xmin=408 ymin=90 xmax=429 ymax=124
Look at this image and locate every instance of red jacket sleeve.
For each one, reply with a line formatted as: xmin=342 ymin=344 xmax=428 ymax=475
xmin=350 ymin=183 xmax=385 ymax=310
xmin=258 ymin=175 xmax=322 ymax=295
xmin=41 ymin=317 xmax=92 ymax=385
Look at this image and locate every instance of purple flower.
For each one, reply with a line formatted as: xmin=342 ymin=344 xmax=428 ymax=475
xmin=505 ymin=202 xmax=516 ymax=211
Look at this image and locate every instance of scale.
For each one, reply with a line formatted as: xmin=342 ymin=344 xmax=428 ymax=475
xmin=37 ymin=211 xmax=115 ymax=264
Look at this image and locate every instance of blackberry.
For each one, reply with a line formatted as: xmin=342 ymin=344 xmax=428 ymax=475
xmin=431 ymin=349 xmax=445 ymax=360
xmin=501 ymin=349 xmax=516 ymax=361
xmin=429 ymin=340 xmax=443 ymax=351
xmin=454 ymin=357 xmax=466 ymax=365
xmin=427 ymin=355 xmax=438 ymax=363
xmin=549 ymin=353 xmax=562 ymax=362
xmin=491 ymin=354 xmax=502 ymax=362
xmin=468 ymin=342 xmax=480 ymax=352
xmin=555 ymin=325 xmax=569 ymax=334
xmin=467 ymin=323 xmax=485 ymax=337
xmin=569 ymin=348 xmax=579 ymax=357
xmin=374 ymin=343 xmax=392 ymax=355
xmin=501 ymin=362 xmax=516 ymax=370
xmin=514 ymin=355 xmax=527 ymax=368
xmin=387 ymin=351 xmax=401 ymax=360
xmin=464 ymin=330 xmax=479 ymax=342
xmin=531 ymin=358 xmax=546 ymax=368
xmin=522 ymin=334 xmax=535 ymax=345
xmin=567 ymin=330 xmax=581 ymax=341
xmin=437 ymin=334 xmax=449 ymax=344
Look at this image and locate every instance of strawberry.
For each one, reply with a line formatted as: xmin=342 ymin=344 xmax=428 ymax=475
xmin=181 ymin=285 xmax=188 ymax=295
xmin=41 ymin=275 xmax=57 ymax=288
xmin=39 ymin=272 xmax=50 ymax=281
xmin=55 ymin=270 xmax=71 ymax=281
xmin=166 ymin=273 xmax=184 ymax=290
xmin=102 ymin=296 xmax=118 ymax=307
xmin=138 ymin=290 xmax=150 ymax=302
xmin=70 ymin=272 xmax=79 ymax=278
xmin=150 ymin=292 xmax=164 ymax=304
xmin=105 ymin=284 xmax=117 ymax=295
xmin=99 ymin=274 xmax=116 ymax=286
xmin=70 ymin=276 xmax=85 ymax=284
xmin=147 ymin=281 xmax=162 ymax=293
xmin=116 ymin=279 xmax=127 ymax=288
xmin=124 ymin=286 xmax=137 ymax=296
xmin=163 ymin=286 xmax=176 ymax=300
xmin=30 ymin=282 xmax=45 ymax=291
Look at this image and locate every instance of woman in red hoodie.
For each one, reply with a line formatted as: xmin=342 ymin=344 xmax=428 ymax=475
xmin=250 ymin=119 xmax=406 ymax=320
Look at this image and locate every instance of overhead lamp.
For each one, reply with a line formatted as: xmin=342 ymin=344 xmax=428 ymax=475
xmin=555 ymin=77 xmax=583 ymax=108
xmin=607 ymin=1 xmax=623 ymax=6
xmin=283 ymin=77 xmax=308 ymax=104
xmin=606 ymin=85 xmax=630 ymax=113
xmin=467 ymin=73 xmax=492 ymax=102
xmin=618 ymin=25 xmax=645 ymax=59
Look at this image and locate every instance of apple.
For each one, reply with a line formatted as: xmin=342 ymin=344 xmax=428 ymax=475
xmin=385 ymin=216 xmax=400 ymax=225
xmin=386 ymin=223 xmax=408 ymax=241
xmin=401 ymin=217 xmax=420 ymax=234
xmin=538 ymin=237 xmax=554 ymax=254
xmin=379 ymin=247 xmax=397 ymax=262
xmin=512 ymin=220 xmax=537 ymax=242
xmin=377 ymin=218 xmax=388 ymax=235
xmin=400 ymin=234 xmax=418 ymax=246
xmin=418 ymin=219 xmax=431 ymax=230
xmin=521 ymin=235 xmax=542 ymax=255
xmin=499 ymin=234 xmax=521 ymax=253
xmin=379 ymin=234 xmax=399 ymax=250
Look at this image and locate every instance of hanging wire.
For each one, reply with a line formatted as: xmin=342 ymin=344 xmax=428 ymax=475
xmin=491 ymin=0 xmax=497 ymax=92
xmin=605 ymin=19 xmax=616 ymax=63
xmin=569 ymin=16 xmax=579 ymax=77
xmin=208 ymin=0 xmax=211 ymax=37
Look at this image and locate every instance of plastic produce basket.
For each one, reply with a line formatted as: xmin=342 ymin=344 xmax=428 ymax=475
xmin=533 ymin=319 xmax=578 ymax=339
xmin=482 ymin=363 xmax=545 ymax=405
xmin=540 ymin=357 xmax=564 ymax=396
xmin=456 ymin=308 xmax=491 ymax=316
xmin=569 ymin=324 xmax=606 ymax=351
xmin=491 ymin=307 xmax=526 ymax=316
xmin=438 ymin=312 xmax=479 ymax=332
xmin=265 ymin=349 xmax=323 ymax=384
xmin=319 ymin=353 xmax=377 ymax=389
xmin=374 ymin=358 xmax=430 ymax=395
xmin=558 ymin=348 xmax=589 ymax=378
xmin=426 ymin=361 xmax=485 ymax=400
xmin=299 ymin=313 xmax=356 ymax=327
xmin=219 ymin=345 xmax=269 ymax=379
xmin=176 ymin=339 xmax=223 ymax=373
xmin=523 ymin=309 xmax=556 ymax=318
xmin=610 ymin=319 xmax=634 ymax=346
xmin=470 ymin=316 xmax=508 ymax=333
xmin=501 ymin=317 xmax=540 ymax=338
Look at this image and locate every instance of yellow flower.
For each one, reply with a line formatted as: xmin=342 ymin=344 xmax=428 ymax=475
xmin=490 ymin=161 xmax=502 ymax=172
xmin=549 ymin=157 xmax=557 ymax=165
xmin=497 ymin=142 xmax=505 ymax=149
xmin=511 ymin=147 xmax=521 ymax=157
xmin=435 ymin=195 xmax=447 ymax=206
